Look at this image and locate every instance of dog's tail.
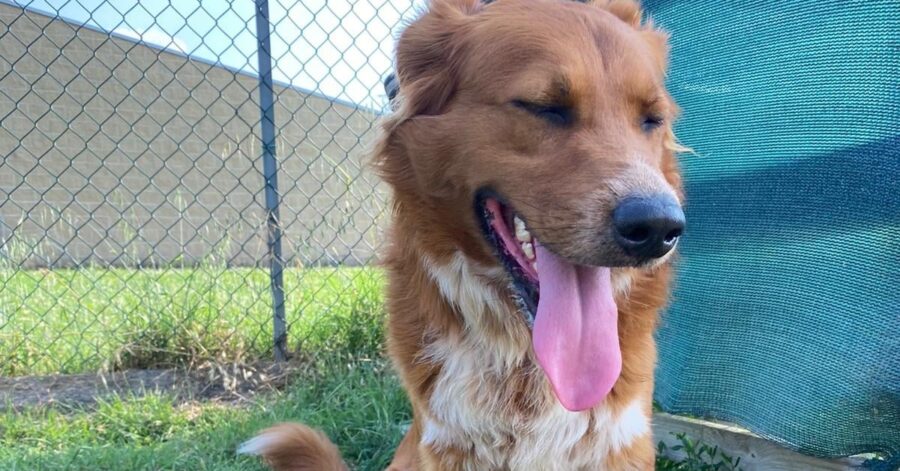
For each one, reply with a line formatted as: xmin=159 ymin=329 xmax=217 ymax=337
xmin=238 ymin=423 xmax=349 ymax=471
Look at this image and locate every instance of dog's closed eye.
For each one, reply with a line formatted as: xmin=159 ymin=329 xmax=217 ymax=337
xmin=512 ymin=100 xmax=573 ymax=126
xmin=640 ymin=114 xmax=664 ymax=132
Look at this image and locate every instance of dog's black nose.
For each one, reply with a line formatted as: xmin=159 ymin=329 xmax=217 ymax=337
xmin=612 ymin=195 xmax=685 ymax=260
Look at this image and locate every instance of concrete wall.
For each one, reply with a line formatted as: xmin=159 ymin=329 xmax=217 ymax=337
xmin=0 ymin=4 xmax=389 ymax=268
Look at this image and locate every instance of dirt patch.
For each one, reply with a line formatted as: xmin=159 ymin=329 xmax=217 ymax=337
xmin=0 ymin=361 xmax=301 ymax=411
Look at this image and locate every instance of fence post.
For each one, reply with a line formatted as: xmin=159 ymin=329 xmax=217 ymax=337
xmin=254 ymin=0 xmax=287 ymax=362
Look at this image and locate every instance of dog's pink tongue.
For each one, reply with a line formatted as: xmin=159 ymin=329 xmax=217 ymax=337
xmin=533 ymin=244 xmax=621 ymax=411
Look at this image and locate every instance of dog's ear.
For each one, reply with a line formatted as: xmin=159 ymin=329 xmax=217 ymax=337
xmin=395 ymin=0 xmax=480 ymax=116
xmin=594 ymin=0 xmax=670 ymax=73
xmin=601 ymin=0 xmax=643 ymax=27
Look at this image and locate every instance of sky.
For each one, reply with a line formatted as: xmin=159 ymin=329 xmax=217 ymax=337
xmin=11 ymin=0 xmax=423 ymax=110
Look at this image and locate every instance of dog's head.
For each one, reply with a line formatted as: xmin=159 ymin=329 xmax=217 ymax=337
xmin=377 ymin=0 xmax=685 ymax=411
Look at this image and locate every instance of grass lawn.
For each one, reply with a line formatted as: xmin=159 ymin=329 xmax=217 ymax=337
xmin=0 ymin=266 xmax=385 ymax=376
xmin=1 ymin=265 xmax=406 ymax=469
xmin=0 ymin=358 xmax=410 ymax=470
xmin=0 ymin=266 xmax=738 ymax=470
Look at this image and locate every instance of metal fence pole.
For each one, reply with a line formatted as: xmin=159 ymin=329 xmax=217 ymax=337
xmin=254 ymin=0 xmax=287 ymax=362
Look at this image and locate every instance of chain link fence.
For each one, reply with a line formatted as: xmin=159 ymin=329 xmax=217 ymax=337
xmin=0 ymin=0 xmax=417 ymax=376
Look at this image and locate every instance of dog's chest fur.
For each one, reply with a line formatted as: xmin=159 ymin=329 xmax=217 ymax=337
xmin=417 ymin=252 xmax=649 ymax=470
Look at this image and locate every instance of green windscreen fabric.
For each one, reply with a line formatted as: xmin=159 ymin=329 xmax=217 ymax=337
xmin=641 ymin=1 xmax=899 ymax=467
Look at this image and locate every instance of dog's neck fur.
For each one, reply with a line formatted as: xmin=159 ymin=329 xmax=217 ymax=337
xmin=382 ymin=213 xmax=669 ymax=469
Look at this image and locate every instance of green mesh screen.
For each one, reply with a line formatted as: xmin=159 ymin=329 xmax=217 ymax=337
xmin=643 ymin=1 xmax=900 ymax=467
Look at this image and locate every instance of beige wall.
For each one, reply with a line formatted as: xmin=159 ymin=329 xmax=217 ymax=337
xmin=0 ymin=4 xmax=389 ymax=268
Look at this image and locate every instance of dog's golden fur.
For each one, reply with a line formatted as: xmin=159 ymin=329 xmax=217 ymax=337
xmin=241 ymin=0 xmax=684 ymax=469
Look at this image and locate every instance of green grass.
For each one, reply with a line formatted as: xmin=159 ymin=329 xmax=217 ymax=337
xmin=0 ymin=266 xmax=385 ymax=376
xmin=0 ymin=359 xmax=739 ymax=471
xmin=0 ymin=358 xmax=410 ymax=470
xmin=0 ymin=266 xmax=739 ymax=470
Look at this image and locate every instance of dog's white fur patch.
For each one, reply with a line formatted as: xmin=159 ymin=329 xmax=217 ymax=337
xmin=423 ymin=251 xmax=506 ymax=324
xmin=612 ymin=268 xmax=635 ymax=297
xmin=423 ymin=333 xmax=650 ymax=469
xmin=236 ymin=431 xmax=278 ymax=456
xmin=421 ymin=418 xmax=451 ymax=448
xmin=606 ymin=399 xmax=650 ymax=453
xmin=421 ymin=251 xmax=650 ymax=469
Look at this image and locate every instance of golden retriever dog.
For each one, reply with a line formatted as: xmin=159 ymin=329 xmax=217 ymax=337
xmin=240 ymin=0 xmax=686 ymax=469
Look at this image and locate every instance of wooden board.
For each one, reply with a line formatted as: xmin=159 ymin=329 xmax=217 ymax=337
xmin=653 ymin=412 xmax=871 ymax=470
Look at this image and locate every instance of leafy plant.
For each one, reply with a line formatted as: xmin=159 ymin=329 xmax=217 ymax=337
xmin=656 ymin=432 xmax=743 ymax=471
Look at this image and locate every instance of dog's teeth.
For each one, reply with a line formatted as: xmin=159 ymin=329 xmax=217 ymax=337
xmin=532 ymin=261 xmax=538 ymax=271
xmin=522 ymin=241 xmax=534 ymax=260
xmin=514 ymin=216 xmax=532 ymax=242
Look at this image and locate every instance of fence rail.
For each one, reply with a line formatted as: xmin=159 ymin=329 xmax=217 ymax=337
xmin=0 ymin=0 xmax=415 ymax=375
